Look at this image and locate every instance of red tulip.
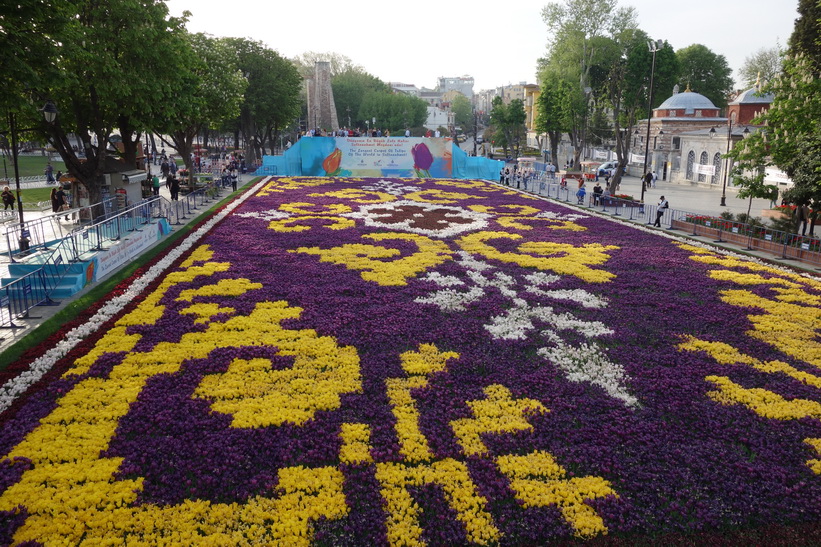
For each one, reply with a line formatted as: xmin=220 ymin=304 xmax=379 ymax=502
xmin=323 ymin=148 xmax=342 ymax=175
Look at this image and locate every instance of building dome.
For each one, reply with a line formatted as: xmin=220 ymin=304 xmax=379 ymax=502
xmin=729 ymin=86 xmax=774 ymax=105
xmin=657 ymin=89 xmax=718 ymax=112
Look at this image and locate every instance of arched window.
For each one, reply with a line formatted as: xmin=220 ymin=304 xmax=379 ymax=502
xmin=686 ymin=150 xmax=695 ymax=180
xmin=697 ymin=151 xmax=708 ymax=182
xmin=712 ymin=153 xmax=722 ymax=185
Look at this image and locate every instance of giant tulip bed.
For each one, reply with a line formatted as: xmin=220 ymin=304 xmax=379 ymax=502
xmin=1 ymin=176 xmax=820 ymax=545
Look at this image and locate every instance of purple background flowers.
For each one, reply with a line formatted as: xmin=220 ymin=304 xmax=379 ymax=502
xmin=2 ymin=177 xmax=820 ymax=543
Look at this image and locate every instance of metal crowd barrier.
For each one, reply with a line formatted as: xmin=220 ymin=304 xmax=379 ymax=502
xmin=516 ymin=180 xmax=820 ymax=267
xmin=3 ymin=196 xmax=119 ymax=262
xmin=1 ymin=269 xmax=59 ymax=328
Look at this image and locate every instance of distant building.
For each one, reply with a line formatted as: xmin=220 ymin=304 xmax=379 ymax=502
xmin=727 ymin=85 xmax=774 ymax=125
xmin=631 ymin=86 xmax=726 ymax=181
xmin=390 ymin=82 xmax=420 ymax=97
xmin=438 ymin=76 xmax=474 ymax=100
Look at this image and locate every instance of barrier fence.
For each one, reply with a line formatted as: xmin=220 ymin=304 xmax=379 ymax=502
xmin=0 ymin=179 xmax=233 ymax=328
xmin=516 ymin=179 xmax=820 ymax=268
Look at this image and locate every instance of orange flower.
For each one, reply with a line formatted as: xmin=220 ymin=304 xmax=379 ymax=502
xmin=323 ymin=149 xmax=342 ymax=175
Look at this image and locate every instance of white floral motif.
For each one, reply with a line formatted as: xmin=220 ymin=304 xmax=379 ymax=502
xmin=361 ymin=180 xmax=420 ymax=195
xmin=538 ymin=342 xmax=638 ymax=407
xmin=415 ymin=250 xmax=636 ymax=407
xmin=235 ymin=209 xmax=290 ymax=221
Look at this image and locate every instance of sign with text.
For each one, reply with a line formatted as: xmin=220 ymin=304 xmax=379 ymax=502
xmin=300 ymin=137 xmax=452 ymax=178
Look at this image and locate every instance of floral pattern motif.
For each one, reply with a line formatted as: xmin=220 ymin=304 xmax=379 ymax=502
xmin=0 ymin=176 xmax=820 ymax=545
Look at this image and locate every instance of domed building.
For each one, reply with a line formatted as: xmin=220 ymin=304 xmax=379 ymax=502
xmin=727 ymin=85 xmax=774 ymax=125
xmin=630 ymin=86 xmax=726 ymax=182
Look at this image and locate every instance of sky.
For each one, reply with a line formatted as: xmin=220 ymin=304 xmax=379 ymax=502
xmin=165 ymin=0 xmax=799 ymax=92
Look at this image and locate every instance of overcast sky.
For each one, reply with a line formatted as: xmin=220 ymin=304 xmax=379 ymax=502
xmin=165 ymin=0 xmax=798 ymax=91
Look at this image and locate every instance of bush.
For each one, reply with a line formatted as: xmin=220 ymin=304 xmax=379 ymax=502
xmin=735 ymin=213 xmax=764 ymax=227
xmin=719 ymin=211 xmax=735 ymax=221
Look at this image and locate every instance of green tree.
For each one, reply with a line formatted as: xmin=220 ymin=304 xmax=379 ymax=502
xmin=31 ymin=0 xmax=191 ymax=204
xmin=729 ymin=53 xmax=821 ymax=225
xmin=156 ymin=34 xmax=247 ymax=175
xmin=534 ymin=80 xmax=573 ymax=168
xmin=788 ymin=0 xmax=821 ymax=72
xmin=603 ymin=33 xmax=678 ymax=193
xmin=540 ymin=0 xmax=638 ymax=166
xmin=738 ymin=45 xmax=784 ymax=88
xmin=0 ymin=0 xmax=69 ymax=109
xmin=331 ymin=69 xmax=390 ymax=129
xmin=490 ymin=98 xmax=527 ymax=157
xmin=451 ymin=94 xmax=473 ymax=131
xmin=359 ymin=92 xmax=426 ymax=133
xmin=226 ymin=38 xmax=302 ymax=164
xmin=675 ymin=44 xmax=734 ymax=108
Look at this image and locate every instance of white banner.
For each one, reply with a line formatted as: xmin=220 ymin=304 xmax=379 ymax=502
xmin=694 ymin=164 xmax=716 ymax=176
xmin=94 ymin=220 xmax=169 ymax=281
xmin=630 ymin=153 xmax=644 ymax=164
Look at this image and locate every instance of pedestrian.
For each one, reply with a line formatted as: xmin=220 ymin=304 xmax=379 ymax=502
xmin=499 ymin=169 xmax=505 ymax=184
xmin=230 ymin=168 xmax=238 ymax=191
xmin=45 ymin=162 xmax=55 ymax=184
xmin=593 ymin=182 xmax=603 ymax=205
xmin=152 ymin=174 xmax=160 ymax=196
xmin=643 ymin=171 xmax=653 ymax=190
xmin=2 ymin=186 xmax=15 ymax=211
xmin=169 ymin=175 xmax=180 ymax=201
xmin=651 ymin=170 xmax=658 ymax=188
xmin=504 ymin=168 xmax=510 ymax=186
xmin=51 ymin=186 xmax=68 ymax=220
xmin=576 ymin=183 xmax=586 ymax=205
xmin=654 ymin=195 xmax=669 ymax=227
xmin=55 ymin=170 xmax=63 ymax=184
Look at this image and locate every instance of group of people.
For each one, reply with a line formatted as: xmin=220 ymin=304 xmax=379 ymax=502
xmin=498 ymin=166 xmax=541 ymax=189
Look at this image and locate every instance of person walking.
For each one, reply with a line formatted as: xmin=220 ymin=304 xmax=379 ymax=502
xmin=230 ymin=167 xmax=238 ymax=191
xmin=45 ymin=162 xmax=55 ymax=184
xmin=169 ymin=175 xmax=180 ymax=201
xmin=2 ymin=186 xmax=15 ymax=211
xmin=651 ymin=170 xmax=658 ymax=188
xmin=643 ymin=171 xmax=653 ymax=191
xmin=654 ymin=195 xmax=669 ymax=227
xmin=152 ymin=174 xmax=161 ymax=196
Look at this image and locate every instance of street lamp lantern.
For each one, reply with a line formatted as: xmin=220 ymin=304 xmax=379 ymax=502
xmin=41 ymin=101 xmax=58 ymax=124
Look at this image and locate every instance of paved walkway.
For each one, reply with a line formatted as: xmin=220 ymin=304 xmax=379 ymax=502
xmin=0 ymin=176 xmax=251 ymax=352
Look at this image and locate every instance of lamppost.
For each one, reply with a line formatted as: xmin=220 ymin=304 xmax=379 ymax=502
xmin=718 ymin=117 xmax=734 ymax=207
xmin=4 ymin=102 xmax=59 ymax=250
xmin=640 ymin=39 xmax=663 ymax=204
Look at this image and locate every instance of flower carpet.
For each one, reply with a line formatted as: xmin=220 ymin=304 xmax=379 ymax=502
xmin=1 ymin=176 xmax=820 ymax=545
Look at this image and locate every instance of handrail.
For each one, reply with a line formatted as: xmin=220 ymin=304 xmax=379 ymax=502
xmin=3 ymin=196 xmax=119 ymax=262
xmin=524 ymin=180 xmax=821 ymax=265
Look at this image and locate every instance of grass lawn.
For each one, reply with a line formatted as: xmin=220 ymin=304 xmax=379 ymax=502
xmin=0 ymin=154 xmax=66 ymax=178
xmin=0 ymin=187 xmax=54 ymax=208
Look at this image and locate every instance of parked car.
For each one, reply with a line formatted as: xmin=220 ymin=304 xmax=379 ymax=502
xmin=456 ymin=134 xmax=467 ymax=143
xmin=597 ymin=161 xmax=618 ymax=176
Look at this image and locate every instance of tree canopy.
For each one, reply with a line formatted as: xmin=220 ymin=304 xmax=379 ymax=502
xmin=675 ymin=44 xmax=734 ymax=108
xmin=331 ymin=69 xmax=391 ymax=129
xmin=738 ymin=45 xmax=784 ymax=88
